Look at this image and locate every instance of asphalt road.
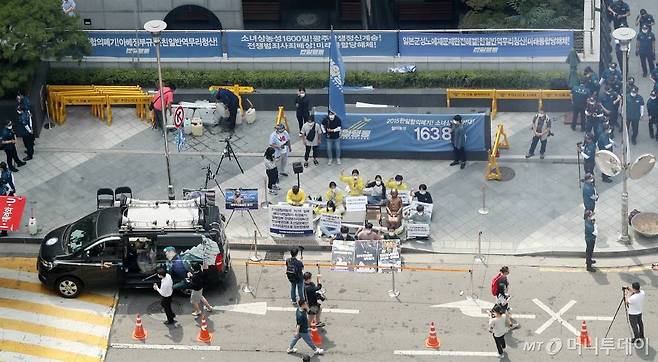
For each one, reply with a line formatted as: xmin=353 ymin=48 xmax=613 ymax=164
xmin=105 ymin=254 xmax=658 ymax=362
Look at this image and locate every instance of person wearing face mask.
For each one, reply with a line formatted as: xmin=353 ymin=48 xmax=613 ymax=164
xmin=596 ymin=125 xmax=614 ymax=183
xmin=449 ymin=115 xmax=467 ymax=169
xmin=300 ymin=117 xmax=322 ymax=167
xmin=314 ymin=200 xmax=340 ymax=237
xmin=600 ymin=63 xmax=622 ymax=86
xmin=406 ymin=205 xmax=430 ymax=225
xmin=584 ymin=209 xmax=597 ymax=272
xmin=525 ymin=110 xmax=552 ymax=159
xmin=637 ymin=9 xmax=655 ymax=32
xmin=579 ymin=133 xmax=596 ymax=176
xmin=364 ymin=175 xmax=386 ymax=205
xmin=269 ymin=123 xmax=292 ymax=176
xmin=626 ymin=86 xmax=644 ymax=145
xmin=321 ymin=110 xmax=342 ymax=165
xmin=647 ymin=91 xmax=658 ymax=140
xmin=16 ymin=93 xmax=30 ymax=113
xmin=412 ymin=184 xmax=433 ymax=204
xmin=636 ymin=25 xmax=656 ymax=78
xmin=334 ymin=226 xmax=355 ymax=241
xmin=585 ymin=97 xmax=604 ymax=136
xmin=324 ymin=181 xmax=345 ymax=214
xmin=582 ymin=173 xmax=598 ymax=212
xmin=608 ymin=0 xmax=630 ymax=29
xmin=0 ymin=121 xmax=25 ymax=172
xmin=286 ymin=185 xmax=307 ymax=206
xmin=599 ymin=85 xmax=621 ymax=132
xmin=295 ymin=87 xmax=310 ymax=136
xmin=339 ymin=169 xmax=364 ymax=196
xmin=16 ymin=107 xmax=34 ymax=161
xmin=583 ymin=66 xmax=600 ymax=96
xmin=571 ymin=78 xmax=590 ymax=131
xmin=385 ymin=174 xmax=409 ymax=191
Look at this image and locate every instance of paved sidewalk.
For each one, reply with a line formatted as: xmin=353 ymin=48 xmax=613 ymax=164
xmin=3 ymin=99 xmax=657 ymax=258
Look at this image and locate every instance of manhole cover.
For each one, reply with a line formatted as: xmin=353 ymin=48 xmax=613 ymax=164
xmin=499 ymin=166 xmax=516 ymax=181
xmin=146 ymin=300 xmax=185 ymax=321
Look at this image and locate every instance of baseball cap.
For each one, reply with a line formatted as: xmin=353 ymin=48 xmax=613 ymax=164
xmin=163 ymin=246 xmax=176 ymax=253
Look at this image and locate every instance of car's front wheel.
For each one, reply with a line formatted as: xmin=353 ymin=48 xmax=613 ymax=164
xmin=56 ymin=276 xmax=83 ymax=298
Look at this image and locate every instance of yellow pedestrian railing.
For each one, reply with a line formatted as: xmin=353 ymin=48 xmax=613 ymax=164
xmin=208 ymin=84 xmax=255 ymax=115
xmin=485 ymin=123 xmax=510 ymax=181
xmin=274 ymin=106 xmax=290 ymax=131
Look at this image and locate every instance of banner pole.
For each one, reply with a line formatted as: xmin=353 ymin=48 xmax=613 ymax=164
xmin=249 ymin=230 xmax=262 ymax=262
xmin=387 ymin=266 xmax=400 ymax=298
xmin=478 ymin=184 xmax=489 ymax=215
xmin=241 ymin=260 xmax=253 ymax=294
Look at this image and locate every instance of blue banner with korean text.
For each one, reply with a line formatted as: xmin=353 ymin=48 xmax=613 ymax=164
xmin=313 ymin=113 xmax=487 ymax=153
xmin=399 ymin=31 xmax=573 ymax=57
xmin=86 ymin=30 xmax=222 ymax=58
xmin=225 ymin=31 xmax=398 ymax=57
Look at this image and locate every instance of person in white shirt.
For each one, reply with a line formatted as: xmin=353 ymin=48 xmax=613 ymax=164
xmin=62 ymin=0 xmax=76 ymax=16
xmin=153 ymin=268 xmax=177 ymax=325
xmin=625 ymin=282 xmax=645 ymax=342
xmin=488 ymin=305 xmax=508 ymax=358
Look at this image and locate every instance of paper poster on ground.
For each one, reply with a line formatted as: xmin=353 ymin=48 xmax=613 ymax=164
xmin=354 ymin=240 xmax=379 ymax=273
xmin=378 ymin=239 xmax=401 ymax=273
xmin=331 ymin=239 xmax=355 ymax=271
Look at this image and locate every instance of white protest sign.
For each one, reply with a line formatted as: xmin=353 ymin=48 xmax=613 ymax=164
xmin=406 ymin=223 xmax=430 ymax=237
xmin=386 ymin=190 xmax=411 ymax=205
xmin=409 ymin=201 xmax=434 ymax=219
xmin=269 ymin=205 xmax=313 ymax=235
xmin=319 ymin=214 xmax=342 ymax=231
xmin=345 ymin=196 xmax=367 ymax=212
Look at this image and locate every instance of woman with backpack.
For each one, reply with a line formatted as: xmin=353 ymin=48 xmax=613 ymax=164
xmin=300 ymin=117 xmax=322 ymax=167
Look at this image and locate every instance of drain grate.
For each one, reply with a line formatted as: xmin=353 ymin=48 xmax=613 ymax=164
xmin=499 ymin=166 xmax=516 ymax=181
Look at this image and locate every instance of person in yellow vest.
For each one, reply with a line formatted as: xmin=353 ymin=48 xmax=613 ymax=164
xmin=324 ymin=181 xmax=345 ymax=214
xmin=385 ymin=174 xmax=409 ymax=191
xmin=286 ymin=185 xmax=306 ymax=206
xmin=314 ymin=201 xmax=341 ymax=238
xmin=339 ymin=169 xmax=364 ymax=196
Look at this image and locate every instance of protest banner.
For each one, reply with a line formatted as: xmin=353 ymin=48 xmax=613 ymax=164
xmin=378 ymin=239 xmax=401 ymax=273
xmin=331 ymin=239 xmax=355 ymax=271
xmin=269 ymin=205 xmax=313 ymax=235
xmin=225 ymin=188 xmax=258 ymax=210
xmin=406 ymin=223 xmax=431 ymax=238
xmin=354 ymin=240 xmax=379 ymax=273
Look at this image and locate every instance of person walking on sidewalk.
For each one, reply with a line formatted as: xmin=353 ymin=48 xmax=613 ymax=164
xmin=637 ymin=9 xmax=655 ymax=32
xmin=647 ymin=90 xmax=658 ymax=140
xmin=321 ymin=110 xmax=342 ymax=165
xmin=597 ymin=125 xmax=614 ymax=183
xmin=626 ymin=86 xmax=644 ymax=145
xmin=584 ymin=210 xmax=597 ymax=272
xmin=295 ymin=87 xmax=310 ymax=136
xmin=286 ymin=248 xmax=305 ymax=305
xmin=449 ymin=115 xmax=467 ymax=169
xmin=488 ymin=305 xmax=508 ymax=358
xmin=1 ymin=121 xmax=25 ymax=172
xmin=636 ymin=25 xmax=656 ymax=78
xmin=153 ymin=268 xmax=177 ymax=325
xmin=286 ymin=300 xmax=324 ymax=355
xmin=300 ymin=117 xmax=322 ymax=167
xmin=625 ymin=282 xmax=645 ymax=343
xmin=582 ymin=173 xmax=598 ymax=212
xmin=269 ymin=124 xmax=291 ymax=176
xmin=264 ymin=147 xmax=280 ymax=195
xmin=608 ymin=0 xmax=630 ymax=29
xmin=525 ymin=110 xmax=552 ymax=159
xmin=571 ymin=79 xmax=590 ymax=131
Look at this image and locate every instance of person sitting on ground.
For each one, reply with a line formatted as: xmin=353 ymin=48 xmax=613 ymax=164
xmin=339 ymin=169 xmax=364 ymax=196
xmin=412 ymin=184 xmax=433 ymax=204
xmin=314 ymin=201 xmax=341 ymax=238
xmin=324 ymin=181 xmax=345 ymax=214
xmin=286 ymin=185 xmax=306 ymax=206
xmin=386 ymin=190 xmax=404 ymax=229
xmin=356 ymin=222 xmax=381 ymax=240
xmin=364 ymin=174 xmax=386 ymax=205
xmin=334 ymin=226 xmax=355 ymax=241
xmin=385 ymin=174 xmax=409 ymax=191
xmin=405 ymin=205 xmax=431 ymax=225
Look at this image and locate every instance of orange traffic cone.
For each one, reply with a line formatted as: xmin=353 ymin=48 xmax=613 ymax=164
xmin=197 ymin=315 xmax=213 ymax=343
xmin=425 ymin=322 xmax=441 ymax=349
xmin=577 ymin=320 xmax=592 ymax=347
xmin=310 ymin=322 xmax=323 ymax=347
xmin=132 ymin=314 xmax=147 ymax=341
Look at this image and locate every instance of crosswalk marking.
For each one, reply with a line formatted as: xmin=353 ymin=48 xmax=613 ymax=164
xmin=0 ymin=258 xmax=117 ymax=362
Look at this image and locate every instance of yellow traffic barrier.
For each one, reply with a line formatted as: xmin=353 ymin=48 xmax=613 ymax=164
xmin=274 ymin=106 xmax=289 ymax=131
xmin=485 ymin=124 xmax=509 ymax=181
xmin=208 ymin=84 xmax=255 ymax=115
xmin=446 ymin=89 xmax=497 ymax=119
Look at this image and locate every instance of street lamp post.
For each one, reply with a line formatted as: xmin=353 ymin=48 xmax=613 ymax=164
xmin=144 ymin=20 xmax=175 ymax=201
xmin=612 ymin=27 xmax=636 ymax=244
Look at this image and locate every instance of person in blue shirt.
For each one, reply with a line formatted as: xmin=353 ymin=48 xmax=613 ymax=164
xmin=571 ymin=79 xmax=590 ymax=131
xmin=580 ymin=133 xmax=596 ymax=175
xmin=600 ymin=85 xmax=622 ymax=132
xmin=647 ymin=90 xmax=658 ymax=140
xmin=636 ymin=25 xmax=656 ymax=77
xmin=0 ymin=162 xmax=15 ymax=196
xmin=584 ymin=67 xmax=600 ymax=96
xmin=61 ymin=0 xmax=76 ymax=16
xmin=608 ymin=0 xmax=630 ymax=29
xmin=626 ymin=86 xmax=644 ymax=145
xmin=215 ymin=88 xmax=239 ymax=132
xmin=16 ymin=107 xmax=34 ymax=161
xmin=637 ymin=9 xmax=655 ymax=32
xmin=600 ymin=63 xmax=622 ymax=86
xmin=596 ymin=125 xmax=614 ymax=183
xmin=16 ymin=93 xmax=30 ymax=113
xmin=584 ymin=97 xmax=604 ymax=136
xmin=582 ymin=173 xmax=598 ymax=211
xmin=584 ymin=210 xmax=597 ymax=272
xmin=0 ymin=122 xmax=25 ymax=172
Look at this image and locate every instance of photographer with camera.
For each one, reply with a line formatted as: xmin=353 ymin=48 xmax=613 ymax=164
xmin=525 ymin=109 xmax=553 ymax=160
xmin=303 ymin=271 xmax=325 ymax=328
xmin=624 ymin=282 xmax=645 ymax=342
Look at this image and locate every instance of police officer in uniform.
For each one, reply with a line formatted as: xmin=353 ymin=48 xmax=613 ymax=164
xmin=525 ymin=110 xmax=552 ymax=159
xmin=0 ymin=122 xmax=25 ymax=172
xmin=600 ymin=85 xmax=622 ymax=132
xmin=582 ymin=173 xmax=598 ymax=211
xmin=600 ymin=63 xmax=622 ymax=86
xmin=584 ymin=67 xmax=600 ymax=96
xmin=637 ymin=9 xmax=656 ymax=32
xmin=608 ymin=0 xmax=630 ymax=29
xmin=16 ymin=107 xmax=34 ymax=161
xmin=626 ymin=86 xmax=644 ymax=145
xmin=584 ymin=210 xmax=597 ymax=272
xmin=585 ymin=97 xmax=605 ymax=136
xmin=597 ymin=125 xmax=614 ymax=183
xmin=571 ymin=79 xmax=590 ymax=131
xmin=580 ymin=133 xmax=596 ymax=175
xmin=636 ymin=25 xmax=656 ymax=78
xmin=449 ymin=115 xmax=467 ymax=169
xmin=647 ymin=90 xmax=658 ymax=140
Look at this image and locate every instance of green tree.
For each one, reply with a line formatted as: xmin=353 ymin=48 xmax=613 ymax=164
xmin=460 ymin=0 xmax=583 ymax=29
xmin=0 ymin=0 xmax=90 ymax=98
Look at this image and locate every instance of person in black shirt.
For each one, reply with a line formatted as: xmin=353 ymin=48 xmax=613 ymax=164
xmin=321 ymin=110 xmax=342 ymax=165
xmin=637 ymin=9 xmax=655 ymax=32
xmin=303 ymin=272 xmax=324 ymax=328
xmin=412 ymin=184 xmax=433 ymax=204
xmin=287 ymin=300 xmax=323 ymax=355
xmin=295 ymin=87 xmax=310 ymax=136
xmin=216 ymin=88 xmax=239 ymax=131
xmin=188 ymin=263 xmax=213 ymax=317
xmin=0 ymin=122 xmax=25 ymax=172
xmin=286 ymin=248 xmax=305 ymax=305
xmin=647 ymin=91 xmax=658 ymax=140
xmin=334 ymin=226 xmax=355 ymax=241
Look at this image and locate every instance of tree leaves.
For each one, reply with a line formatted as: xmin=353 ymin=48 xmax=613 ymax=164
xmin=460 ymin=0 xmax=582 ymax=29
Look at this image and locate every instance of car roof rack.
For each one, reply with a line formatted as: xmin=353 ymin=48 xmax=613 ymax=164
xmin=119 ymin=197 xmax=205 ymax=232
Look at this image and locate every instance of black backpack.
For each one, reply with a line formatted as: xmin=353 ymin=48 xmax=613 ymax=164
xmin=305 ymin=123 xmax=316 ymax=142
xmin=286 ymin=258 xmax=299 ymax=282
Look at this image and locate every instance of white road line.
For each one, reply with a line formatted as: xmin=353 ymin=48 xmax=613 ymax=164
xmin=394 ymin=350 xmax=499 ymax=357
xmin=0 ymin=307 xmax=110 ymax=337
xmin=0 ymin=287 xmax=114 ymax=316
xmin=0 ymin=351 xmax=53 ymax=362
xmin=266 ymin=307 xmax=360 ymax=314
xmin=511 ymin=314 xmax=537 ymax=319
xmin=576 ymin=316 xmax=614 ymax=321
xmin=110 ymin=343 xmax=221 ymax=351
xmin=0 ymin=329 xmax=104 ymax=359
xmin=532 ymin=299 xmax=579 ymax=336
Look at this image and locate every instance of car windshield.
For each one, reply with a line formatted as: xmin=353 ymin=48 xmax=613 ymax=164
xmin=66 ymin=213 xmax=98 ymax=254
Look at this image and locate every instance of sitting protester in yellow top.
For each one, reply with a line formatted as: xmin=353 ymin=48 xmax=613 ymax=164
xmin=339 ymin=169 xmax=364 ymax=196
xmin=324 ymin=181 xmax=346 ymax=214
xmin=286 ymin=185 xmax=306 ymax=206
xmin=385 ymin=174 xmax=409 ymax=191
xmin=314 ymin=200 xmax=339 ymax=215
xmin=315 ymin=201 xmax=341 ymax=237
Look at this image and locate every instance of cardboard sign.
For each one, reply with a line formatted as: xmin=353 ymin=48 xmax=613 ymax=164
xmin=406 ymin=223 xmax=430 ymax=237
xmin=378 ymin=239 xmax=401 ymax=273
xmin=225 ymin=188 xmax=258 ymax=210
xmin=269 ymin=205 xmax=313 ymax=235
xmin=0 ymin=196 xmax=26 ymax=231
xmin=331 ymin=239 xmax=355 ymax=271
xmin=319 ymin=214 xmax=342 ymax=231
xmin=345 ymin=196 xmax=367 ymax=212
xmin=354 ymin=240 xmax=379 ymax=273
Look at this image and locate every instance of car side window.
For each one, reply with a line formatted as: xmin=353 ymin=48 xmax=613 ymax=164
xmin=87 ymin=239 xmax=121 ymax=259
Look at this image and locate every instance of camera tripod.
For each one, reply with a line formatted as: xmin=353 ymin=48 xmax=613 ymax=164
xmin=604 ymin=287 xmax=633 ymax=338
xmin=202 ymin=136 xmax=245 ymax=197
